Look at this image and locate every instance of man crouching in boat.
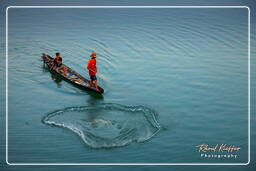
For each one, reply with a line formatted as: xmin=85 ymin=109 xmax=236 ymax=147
xmin=50 ymin=52 xmax=67 ymax=76
xmin=87 ymin=52 xmax=99 ymax=91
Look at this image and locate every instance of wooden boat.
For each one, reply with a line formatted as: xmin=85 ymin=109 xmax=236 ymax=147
xmin=41 ymin=53 xmax=104 ymax=94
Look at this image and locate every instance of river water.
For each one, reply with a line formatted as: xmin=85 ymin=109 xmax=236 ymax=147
xmin=4 ymin=7 xmax=251 ymax=165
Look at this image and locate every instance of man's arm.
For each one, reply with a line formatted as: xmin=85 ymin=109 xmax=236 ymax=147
xmin=87 ymin=61 xmax=96 ymax=73
xmin=50 ymin=61 xmax=55 ymax=70
xmin=87 ymin=68 xmax=96 ymax=73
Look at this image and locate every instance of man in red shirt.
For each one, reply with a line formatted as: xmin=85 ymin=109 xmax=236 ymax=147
xmin=87 ymin=52 xmax=99 ymax=91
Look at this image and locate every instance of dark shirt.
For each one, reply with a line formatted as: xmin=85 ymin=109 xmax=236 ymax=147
xmin=53 ymin=57 xmax=62 ymax=67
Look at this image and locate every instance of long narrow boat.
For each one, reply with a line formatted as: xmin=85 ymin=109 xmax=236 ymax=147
xmin=41 ymin=53 xmax=104 ymax=94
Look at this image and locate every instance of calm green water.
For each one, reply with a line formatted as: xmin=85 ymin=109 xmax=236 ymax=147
xmin=2 ymin=6 xmax=252 ymax=167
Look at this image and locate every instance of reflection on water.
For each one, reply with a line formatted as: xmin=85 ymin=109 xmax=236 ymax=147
xmin=42 ymin=62 xmax=63 ymax=87
xmin=42 ymin=103 xmax=161 ymax=148
xmin=51 ymin=74 xmax=62 ymax=88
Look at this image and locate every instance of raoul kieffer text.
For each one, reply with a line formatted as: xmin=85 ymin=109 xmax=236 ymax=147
xmin=196 ymin=144 xmax=240 ymax=153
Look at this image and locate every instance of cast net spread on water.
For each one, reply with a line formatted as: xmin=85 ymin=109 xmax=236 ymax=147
xmin=42 ymin=103 xmax=161 ymax=148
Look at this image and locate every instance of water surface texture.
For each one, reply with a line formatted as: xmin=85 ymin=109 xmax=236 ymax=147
xmin=7 ymin=8 xmax=249 ymax=163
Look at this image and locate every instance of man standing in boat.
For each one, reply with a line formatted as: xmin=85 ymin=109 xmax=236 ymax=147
xmin=87 ymin=51 xmax=99 ymax=91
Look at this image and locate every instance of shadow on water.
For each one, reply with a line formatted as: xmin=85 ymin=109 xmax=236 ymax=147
xmin=50 ymin=74 xmax=62 ymax=88
xmin=84 ymin=95 xmax=105 ymax=128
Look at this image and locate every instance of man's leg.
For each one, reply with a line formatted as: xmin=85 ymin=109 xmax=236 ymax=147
xmin=62 ymin=66 xmax=68 ymax=76
xmin=58 ymin=66 xmax=66 ymax=76
xmin=90 ymin=80 xmax=93 ymax=88
xmin=94 ymin=80 xmax=99 ymax=91
xmin=56 ymin=67 xmax=60 ymax=73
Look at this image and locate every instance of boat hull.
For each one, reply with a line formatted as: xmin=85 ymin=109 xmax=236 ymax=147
xmin=41 ymin=53 xmax=104 ymax=94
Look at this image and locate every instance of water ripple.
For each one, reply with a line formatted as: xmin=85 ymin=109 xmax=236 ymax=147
xmin=42 ymin=103 xmax=161 ymax=148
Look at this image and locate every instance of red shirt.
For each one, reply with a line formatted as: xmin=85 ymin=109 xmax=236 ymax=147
xmin=87 ymin=58 xmax=97 ymax=76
